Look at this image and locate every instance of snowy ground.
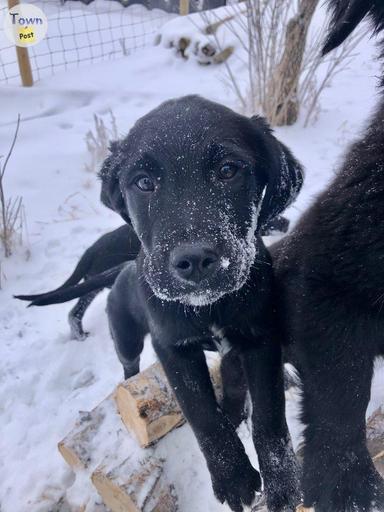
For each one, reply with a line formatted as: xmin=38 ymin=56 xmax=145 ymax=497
xmin=1 ymin=4 xmax=384 ymax=512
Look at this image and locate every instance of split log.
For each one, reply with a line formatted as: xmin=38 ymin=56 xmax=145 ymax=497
xmin=58 ymin=394 xmax=116 ymax=470
xmin=92 ymin=456 xmax=178 ymax=512
xmin=58 ymin=393 xmax=180 ymax=512
xmin=115 ymin=363 xmax=184 ymax=448
xmin=115 ymin=359 xmax=221 ymax=447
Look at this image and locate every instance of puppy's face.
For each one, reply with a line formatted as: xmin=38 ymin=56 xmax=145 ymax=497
xmin=125 ymin=134 xmax=265 ymax=307
xmin=100 ymin=96 xmax=303 ymax=306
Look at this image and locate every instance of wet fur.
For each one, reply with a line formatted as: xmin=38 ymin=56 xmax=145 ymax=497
xmin=101 ymin=95 xmax=303 ymax=511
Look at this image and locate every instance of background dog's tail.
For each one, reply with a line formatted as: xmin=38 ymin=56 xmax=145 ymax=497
xmin=14 ymin=263 xmax=125 ymax=306
xmin=323 ymin=0 xmax=384 ymax=55
xmin=14 ymin=248 xmax=95 ymax=303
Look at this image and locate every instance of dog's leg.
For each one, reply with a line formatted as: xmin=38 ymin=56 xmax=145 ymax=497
xmin=300 ymin=345 xmax=384 ymax=512
xmin=107 ymin=293 xmax=146 ymax=380
xmin=107 ymin=264 xmax=147 ymax=379
xmin=68 ymin=290 xmax=100 ymax=341
xmin=153 ymin=340 xmax=261 ymax=512
xmin=240 ymin=339 xmax=300 ymax=512
xmin=220 ymin=350 xmax=248 ymax=429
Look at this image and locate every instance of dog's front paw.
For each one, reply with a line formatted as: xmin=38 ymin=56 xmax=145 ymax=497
xmin=263 ymin=472 xmax=301 ymax=512
xmin=313 ymin=454 xmax=384 ymax=512
xmin=259 ymin=438 xmax=301 ymax=512
xmin=211 ymin=458 xmax=261 ymax=512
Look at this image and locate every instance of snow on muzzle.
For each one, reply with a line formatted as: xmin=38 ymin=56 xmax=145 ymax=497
xmin=142 ymin=208 xmax=259 ymax=306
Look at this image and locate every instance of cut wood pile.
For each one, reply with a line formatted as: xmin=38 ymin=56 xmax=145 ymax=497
xmin=58 ymin=360 xmax=384 ymax=512
xmin=58 ymin=360 xmax=221 ymax=511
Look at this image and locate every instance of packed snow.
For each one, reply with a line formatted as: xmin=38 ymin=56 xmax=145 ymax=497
xmin=1 ymin=2 xmax=384 ymax=512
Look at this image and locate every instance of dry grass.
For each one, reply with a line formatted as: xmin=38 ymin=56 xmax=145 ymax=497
xmin=84 ymin=110 xmax=118 ymax=173
xmin=199 ymin=1 xmax=364 ymax=126
xmin=0 ymin=115 xmax=26 ymax=258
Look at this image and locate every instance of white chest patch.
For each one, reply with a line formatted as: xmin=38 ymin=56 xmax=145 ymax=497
xmin=210 ymin=324 xmax=232 ymax=355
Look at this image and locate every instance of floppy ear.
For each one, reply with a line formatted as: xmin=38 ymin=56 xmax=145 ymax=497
xmin=98 ymin=142 xmax=131 ymax=224
xmin=251 ymin=116 xmax=304 ymax=228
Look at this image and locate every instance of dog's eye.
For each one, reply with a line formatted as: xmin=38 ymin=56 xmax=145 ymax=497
xmin=217 ymin=164 xmax=238 ymax=181
xmin=135 ymin=175 xmax=155 ymax=192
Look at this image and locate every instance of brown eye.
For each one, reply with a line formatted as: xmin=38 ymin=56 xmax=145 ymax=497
xmin=218 ymin=164 xmax=238 ymax=181
xmin=135 ymin=175 xmax=155 ymax=192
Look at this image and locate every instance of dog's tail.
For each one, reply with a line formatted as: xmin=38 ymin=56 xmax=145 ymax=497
xmin=323 ymin=0 xmax=384 ymax=55
xmin=14 ymin=248 xmax=95 ymax=303
xmin=14 ymin=263 xmax=125 ymax=306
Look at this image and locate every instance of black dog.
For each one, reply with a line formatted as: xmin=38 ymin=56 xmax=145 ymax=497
xmin=100 ymin=95 xmax=303 ymax=511
xmin=272 ymin=1 xmax=384 ymax=510
xmin=14 ymin=218 xmax=289 ymax=340
xmin=15 ymin=225 xmax=140 ymax=340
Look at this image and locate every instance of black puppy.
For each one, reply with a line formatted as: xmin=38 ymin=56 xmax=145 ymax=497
xmin=100 ymin=95 xmax=303 ymax=511
xmin=14 ymin=217 xmax=288 ymax=340
xmin=15 ymin=225 xmax=140 ymax=340
xmin=273 ymin=1 xmax=384 ymax=510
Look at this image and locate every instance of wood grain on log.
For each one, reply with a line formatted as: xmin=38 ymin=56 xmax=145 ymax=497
xmin=115 ymin=363 xmax=185 ymax=448
xmin=58 ymin=394 xmax=116 ymax=470
xmin=92 ymin=456 xmax=178 ymax=512
xmin=115 ymin=360 xmax=222 ymax=447
xmin=58 ymin=392 xmax=180 ymax=511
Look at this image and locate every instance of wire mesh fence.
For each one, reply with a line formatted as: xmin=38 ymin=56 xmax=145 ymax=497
xmin=0 ymin=0 xmax=174 ymax=84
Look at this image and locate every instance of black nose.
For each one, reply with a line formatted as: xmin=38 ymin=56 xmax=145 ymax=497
xmin=170 ymin=245 xmax=220 ymax=283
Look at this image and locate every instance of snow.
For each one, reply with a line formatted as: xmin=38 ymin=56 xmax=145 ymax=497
xmin=1 ymin=3 xmax=384 ymax=512
xmin=157 ymin=5 xmax=241 ymax=64
xmin=0 ymin=0 xmax=172 ymax=84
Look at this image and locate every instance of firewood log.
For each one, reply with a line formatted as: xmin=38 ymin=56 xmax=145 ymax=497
xmin=58 ymin=393 xmax=179 ymax=512
xmin=58 ymin=394 xmax=116 ymax=470
xmin=115 ymin=359 xmax=221 ymax=447
xmin=92 ymin=455 xmax=178 ymax=512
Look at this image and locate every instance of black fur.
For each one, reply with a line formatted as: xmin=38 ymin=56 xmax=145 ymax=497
xmin=14 ymin=225 xmax=140 ymax=340
xmin=323 ymin=0 xmax=384 ymax=55
xmin=273 ymin=2 xmax=384 ymax=509
xmin=14 ymin=216 xmax=288 ymax=339
xmin=101 ymin=95 xmax=303 ymax=511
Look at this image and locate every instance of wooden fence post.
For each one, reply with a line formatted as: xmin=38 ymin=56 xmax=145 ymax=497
xmin=179 ymin=0 xmax=189 ymax=15
xmin=7 ymin=0 xmax=34 ymax=87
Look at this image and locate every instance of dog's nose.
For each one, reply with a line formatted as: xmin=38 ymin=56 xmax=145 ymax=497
xmin=171 ymin=245 xmax=219 ymax=283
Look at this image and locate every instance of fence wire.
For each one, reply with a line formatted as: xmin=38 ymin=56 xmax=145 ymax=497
xmin=0 ymin=0 xmax=173 ymax=84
